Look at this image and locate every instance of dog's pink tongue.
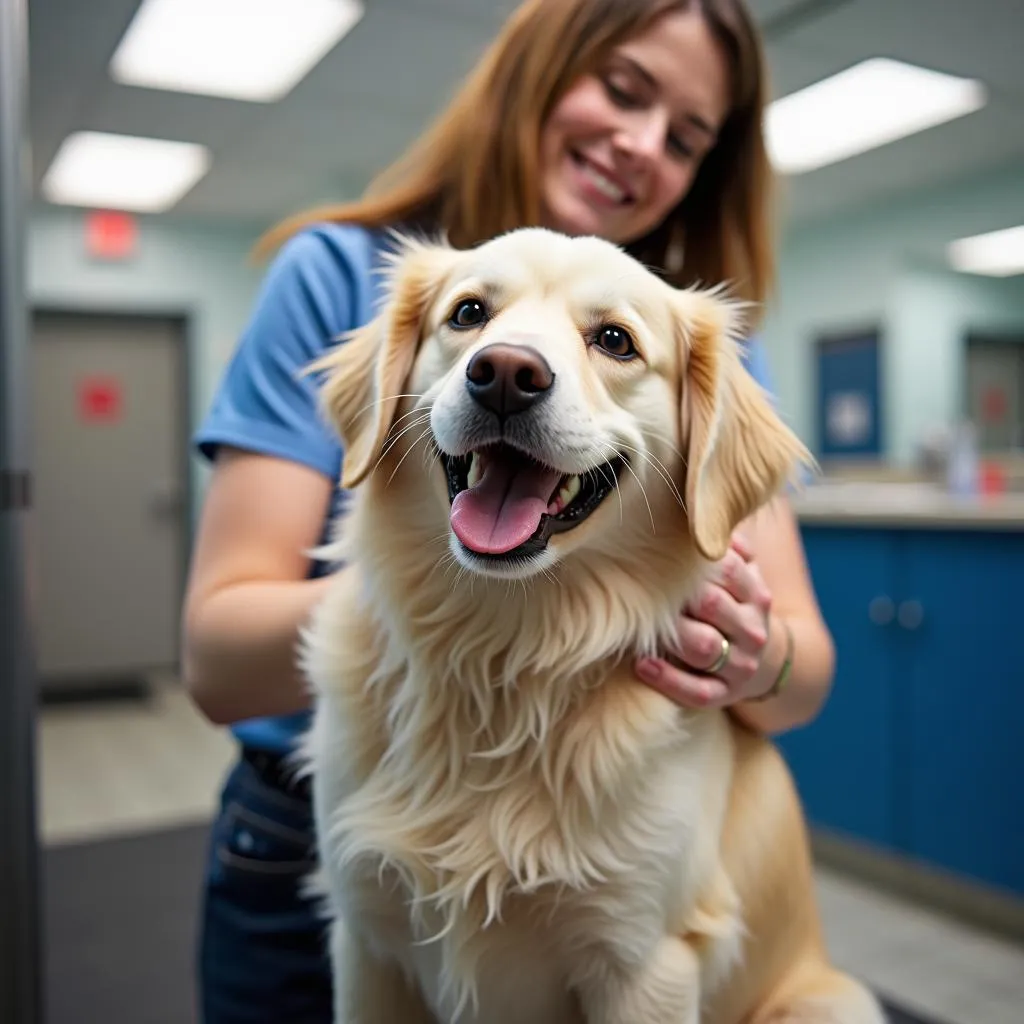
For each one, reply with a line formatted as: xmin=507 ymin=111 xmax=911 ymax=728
xmin=451 ymin=453 xmax=562 ymax=555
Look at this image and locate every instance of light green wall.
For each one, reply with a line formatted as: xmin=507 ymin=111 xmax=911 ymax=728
xmin=886 ymin=269 xmax=1024 ymax=462
xmin=28 ymin=163 xmax=1024 ymax=499
xmin=27 ymin=206 xmax=264 ymax=513
xmin=763 ymin=164 xmax=1024 ymax=463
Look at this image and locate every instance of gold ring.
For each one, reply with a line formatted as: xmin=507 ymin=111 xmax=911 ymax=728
xmin=707 ymin=636 xmax=731 ymax=675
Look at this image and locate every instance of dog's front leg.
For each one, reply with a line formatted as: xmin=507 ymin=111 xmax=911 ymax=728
xmin=330 ymin=920 xmax=436 ymax=1024
xmin=576 ymin=935 xmax=702 ymax=1024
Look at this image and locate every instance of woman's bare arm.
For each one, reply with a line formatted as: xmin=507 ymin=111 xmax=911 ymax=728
xmin=181 ymin=447 xmax=335 ymax=725
xmin=731 ymin=496 xmax=835 ymax=734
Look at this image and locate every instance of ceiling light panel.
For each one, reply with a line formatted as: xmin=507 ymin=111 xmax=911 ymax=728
xmin=110 ymin=0 xmax=365 ymax=102
xmin=41 ymin=131 xmax=211 ymax=212
xmin=766 ymin=58 xmax=987 ymax=175
xmin=948 ymin=225 xmax=1024 ymax=277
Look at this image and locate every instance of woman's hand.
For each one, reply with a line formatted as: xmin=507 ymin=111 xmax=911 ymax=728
xmin=635 ymin=533 xmax=778 ymax=708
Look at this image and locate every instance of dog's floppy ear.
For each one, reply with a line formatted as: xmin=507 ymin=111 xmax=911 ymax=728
xmin=676 ymin=290 xmax=811 ymax=562
xmin=311 ymin=239 xmax=458 ymax=490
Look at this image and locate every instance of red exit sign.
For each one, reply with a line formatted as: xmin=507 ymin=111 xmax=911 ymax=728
xmin=78 ymin=376 xmax=123 ymax=423
xmin=85 ymin=210 xmax=138 ymax=261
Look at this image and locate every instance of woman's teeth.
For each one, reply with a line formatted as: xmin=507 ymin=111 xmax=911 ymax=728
xmin=579 ymin=160 xmax=626 ymax=203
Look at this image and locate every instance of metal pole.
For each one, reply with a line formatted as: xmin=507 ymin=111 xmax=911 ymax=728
xmin=0 ymin=0 xmax=43 ymax=1019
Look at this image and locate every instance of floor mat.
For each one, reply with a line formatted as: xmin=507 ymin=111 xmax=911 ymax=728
xmin=43 ymin=823 xmax=951 ymax=1024
xmin=44 ymin=823 xmax=209 ymax=1024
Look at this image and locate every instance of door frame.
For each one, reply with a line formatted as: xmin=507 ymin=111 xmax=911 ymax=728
xmin=30 ymin=304 xmax=197 ymax=674
xmin=813 ymin=324 xmax=884 ymax=462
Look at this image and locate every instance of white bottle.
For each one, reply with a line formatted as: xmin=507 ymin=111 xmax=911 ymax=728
xmin=946 ymin=420 xmax=979 ymax=497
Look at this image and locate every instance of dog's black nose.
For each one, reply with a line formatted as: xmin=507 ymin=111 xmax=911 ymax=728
xmin=465 ymin=344 xmax=554 ymax=417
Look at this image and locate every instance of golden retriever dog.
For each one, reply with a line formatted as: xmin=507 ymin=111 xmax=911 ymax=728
xmin=299 ymin=227 xmax=883 ymax=1024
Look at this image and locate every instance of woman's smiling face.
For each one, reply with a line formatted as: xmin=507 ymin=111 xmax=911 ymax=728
xmin=538 ymin=7 xmax=731 ymax=245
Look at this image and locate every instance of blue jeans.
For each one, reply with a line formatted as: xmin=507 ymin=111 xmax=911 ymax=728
xmin=198 ymin=752 xmax=332 ymax=1023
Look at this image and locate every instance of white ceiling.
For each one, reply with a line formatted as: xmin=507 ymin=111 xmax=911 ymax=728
xmin=26 ymin=0 xmax=1024 ymax=231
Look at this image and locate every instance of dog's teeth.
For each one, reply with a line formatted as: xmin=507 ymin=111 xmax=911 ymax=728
xmin=559 ymin=475 xmax=581 ymax=506
xmin=466 ymin=453 xmax=481 ymax=489
xmin=546 ymin=476 xmax=581 ymax=516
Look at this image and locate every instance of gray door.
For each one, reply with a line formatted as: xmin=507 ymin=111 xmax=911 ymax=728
xmin=965 ymin=337 xmax=1024 ymax=453
xmin=31 ymin=312 xmax=187 ymax=688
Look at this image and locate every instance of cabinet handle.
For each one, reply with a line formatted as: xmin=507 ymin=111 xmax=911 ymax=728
xmin=868 ymin=596 xmax=895 ymax=625
xmin=897 ymin=600 xmax=925 ymax=630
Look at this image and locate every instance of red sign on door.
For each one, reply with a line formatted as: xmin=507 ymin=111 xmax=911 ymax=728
xmin=78 ymin=376 xmax=123 ymax=423
xmin=981 ymin=386 xmax=1007 ymax=424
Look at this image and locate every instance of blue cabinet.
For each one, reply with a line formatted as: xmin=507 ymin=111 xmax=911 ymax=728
xmin=901 ymin=532 xmax=1024 ymax=895
xmin=779 ymin=524 xmax=1024 ymax=899
xmin=777 ymin=529 xmax=899 ymax=850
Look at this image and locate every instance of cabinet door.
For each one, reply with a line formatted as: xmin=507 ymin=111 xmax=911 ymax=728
xmin=901 ymin=531 xmax=1024 ymax=896
xmin=777 ymin=527 xmax=900 ymax=850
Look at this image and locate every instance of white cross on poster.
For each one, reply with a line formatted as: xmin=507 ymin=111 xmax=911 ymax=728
xmin=827 ymin=391 xmax=871 ymax=447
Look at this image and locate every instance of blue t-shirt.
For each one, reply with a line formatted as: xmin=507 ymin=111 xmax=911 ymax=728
xmin=194 ymin=222 xmax=386 ymax=752
xmin=194 ymin=222 xmax=774 ymax=753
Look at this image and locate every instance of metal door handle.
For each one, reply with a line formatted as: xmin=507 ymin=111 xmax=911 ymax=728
xmin=897 ymin=600 xmax=925 ymax=630
xmin=148 ymin=481 xmax=184 ymax=518
xmin=868 ymin=596 xmax=895 ymax=625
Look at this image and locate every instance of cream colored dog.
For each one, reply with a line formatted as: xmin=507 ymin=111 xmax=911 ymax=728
xmin=300 ymin=228 xmax=883 ymax=1024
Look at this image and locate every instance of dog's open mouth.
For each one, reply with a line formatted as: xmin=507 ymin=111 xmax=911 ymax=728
xmin=441 ymin=443 xmax=627 ymax=559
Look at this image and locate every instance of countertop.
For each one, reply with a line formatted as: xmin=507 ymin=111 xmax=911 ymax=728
xmin=791 ymin=482 xmax=1024 ymax=530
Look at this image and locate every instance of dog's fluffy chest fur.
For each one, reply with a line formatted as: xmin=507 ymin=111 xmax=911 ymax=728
xmin=296 ymin=228 xmax=881 ymax=1024
xmin=303 ymin=554 xmax=737 ymax=1024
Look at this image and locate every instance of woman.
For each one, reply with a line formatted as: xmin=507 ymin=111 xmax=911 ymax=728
xmin=182 ymin=0 xmax=835 ymax=1019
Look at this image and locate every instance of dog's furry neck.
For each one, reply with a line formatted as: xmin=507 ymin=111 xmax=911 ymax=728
xmin=334 ymin=472 xmax=704 ymax=696
xmin=313 ymin=471 xmax=709 ymax=800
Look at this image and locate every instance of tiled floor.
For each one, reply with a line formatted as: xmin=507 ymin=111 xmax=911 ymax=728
xmin=37 ymin=674 xmax=235 ymax=845
xmin=35 ymin=679 xmax=1024 ymax=1024
xmin=815 ymin=867 xmax=1024 ymax=1024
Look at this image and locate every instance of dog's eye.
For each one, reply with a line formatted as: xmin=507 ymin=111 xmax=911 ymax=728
xmin=593 ymin=325 xmax=637 ymax=360
xmin=448 ymin=299 xmax=488 ymax=330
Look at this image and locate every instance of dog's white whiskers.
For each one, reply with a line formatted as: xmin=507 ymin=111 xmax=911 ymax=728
xmin=632 ymin=438 xmax=687 ymax=502
xmin=420 ymin=440 xmax=441 ymax=473
xmin=374 ymin=415 xmax=433 ymax=475
xmin=644 ymin=428 xmax=686 ymax=463
xmin=376 ymin=412 xmax=433 ymax=466
xmin=435 ymin=559 xmax=463 ymax=591
xmin=386 ymin=426 xmax=436 ymax=487
xmin=452 ymin=562 xmax=473 ymax=597
xmin=389 ymin=404 xmax=433 ymax=431
xmin=350 ymin=392 xmax=425 ymax=422
xmin=594 ymin=443 xmax=626 ymax=525
xmin=383 ymin=409 xmax=432 ymax=443
xmin=615 ymin=441 xmax=683 ymax=508
xmin=538 ymin=563 xmax=559 ymax=589
xmin=602 ymin=442 xmax=655 ymax=532
xmin=425 ymin=541 xmax=459 ymax=587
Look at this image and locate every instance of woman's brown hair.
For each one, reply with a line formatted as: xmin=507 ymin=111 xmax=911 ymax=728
xmin=256 ymin=0 xmax=775 ymax=307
